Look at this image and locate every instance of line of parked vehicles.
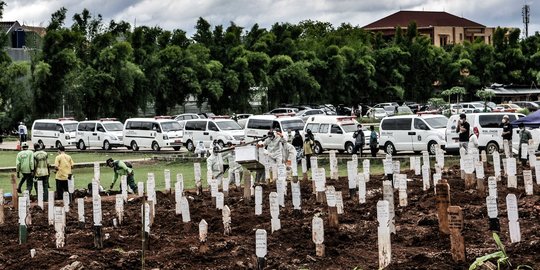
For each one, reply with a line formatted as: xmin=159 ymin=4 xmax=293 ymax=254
xmin=29 ymin=102 xmax=539 ymax=156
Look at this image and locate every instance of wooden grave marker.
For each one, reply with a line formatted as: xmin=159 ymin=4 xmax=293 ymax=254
xmin=377 ymin=200 xmax=391 ymax=269
xmin=422 ymin=164 xmax=430 ymax=191
xmin=216 ymin=192 xmax=224 ymax=210
xmin=336 ymin=191 xmax=344 ymax=214
xmin=255 ymin=229 xmax=267 ymax=269
xmin=243 ymin=170 xmax=251 ymax=204
xmin=436 ymin=179 xmax=451 ymax=234
xmin=175 ymin=181 xmax=182 ymax=215
xmin=397 ymin=174 xmax=408 ymax=207
xmin=301 ymin=158 xmax=308 ymax=181
xmin=448 ymin=206 xmax=465 ymax=262
xmin=314 ymin=168 xmax=326 ymax=203
xmin=270 ymin=192 xmax=281 ymax=232
xmin=463 ymin=154 xmax=475 ymax=189
xmin=486 ymin=196 xmax=500 ymax=231
xmin=312 ymin=216 xmax=325 ymax=257
xmin=115 ymin=194 xmax=124 ymax=225
xmin=142 ymin=201 xmax=150 ymax=250
xmin=329 ymin=150 xmax=338 ymax=180
xmin=475 ymin=161 xmax=485 ymax=196
xmin=358 ymin=173 xmax=366 ymax=204
xmin=222 ymin=205 xmax=231 ymax=236
xmin=487 ymin=176 xmax=497 ymax=199
xmin=137 ymin=182 xmax=144 ymax=197
xmin=0 ymin=189 xmax=3 ymax=225
xmin=414 ymin=157 xmax=421 ymax=176
xmin=506 ymin=194 xmax=520 ymax=243
xmin=255 ymin=186 xmax=263 ymax=215
xmin=63 ymin=192 xmax=70 ymax=213
xmin=363 ymin=159 xmax=370 ymax=182
xmin=493 ymin=151 xmax=501 ymax=181
xmin=326 ymin=186 xmax=338 ymax=228
xmin=120 ymin=176 xmax=128 ymax=202
xmin=92 ymin=195 xmax=103 ymax=249
xmin=54 ymin=206 xmax=66 ymax=248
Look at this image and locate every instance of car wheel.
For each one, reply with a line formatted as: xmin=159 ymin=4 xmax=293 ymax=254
xmin=345 ymin=142 xmax=354 ymax=154
xmin=55 ymin=141 xmax=63 ymax=149
xmin=151 ymin=141 xmax=161 ymax=151
xmin=78 ymin=140 xmax=86 ymax=150
xmin=186 ymin=140 xmax=195 ymax=152
xmin=428 ymin=141 xmax=437 ymax=155
xmin=131 ymin=141 xmax=139 ymax=151
xmin=384 ymin=142 xmax=396 ymax=155
xmin=486 ymin=141 xmax=499 ymax=154
xmin=103 ymin=140 xmax=112 ymax=150
xmin=313 ymin=142 xmax=323 ymax=154
xmin=38 ymin=140 xmax=45 ymax=149
xmin=173 ymin=146 xmax=181 ymax=151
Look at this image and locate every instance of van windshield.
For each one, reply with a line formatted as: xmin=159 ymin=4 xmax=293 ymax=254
xmin=281 ymin=119 xmax=304 ymax=131
xmin=103 ymin=123 xmax=123 ymax=131
xmin=161 ymin=121 xmax=182 ymax=132
xmin=216 ymin=121 xmax=242 ymax=130
xmin=424 ymin=117 xmax=448 ymax=129
xmin=64 ymin=123 xmax=78 ymax=132
xmin=341 ymin=124 xmax=357 ymax=133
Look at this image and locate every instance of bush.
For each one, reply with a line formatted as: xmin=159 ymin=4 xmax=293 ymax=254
xmin=518 ymin=108 xmax=530 ymax=115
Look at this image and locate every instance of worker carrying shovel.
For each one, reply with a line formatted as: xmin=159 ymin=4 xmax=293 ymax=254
xmin=106 ymin=158 xmax=138 ymax=193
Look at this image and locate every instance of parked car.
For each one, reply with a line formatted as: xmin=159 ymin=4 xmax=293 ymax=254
xmin=32 ymin=118 xmax=78 ymax=149
xmin=76 ymin=119 xmax=124 ymax=150
xmin=512 ymin=101 xmax=539 ymax=111
xmin=461 ymin=102 xmax=491 ymax=112
xmin=296 ymin=109 xmax=325 ymax=122
xmin=234 ymin=113 xmax=253 ymax=128
xmin=402 ymin=101 xmax=421 ymax=113
xmin=379 ymin=114 xmax=448 ymax=155
xmin=497 ymin=103 xmax=522 ymax=113
xmin=373 ymin=102 xmax=399 ymax=110
xmin=244 ymin=114 xmax=305 ymax=140
xmin=304 ymin=116 xmax=371 ymax=154
xmin=441 ymin=104 xmax=464 ymax=115
xmin=396 ymin=106 xmax=413 ymax=115
xmin=123 ymin=117 xmax=183 ymax=151
xmin=266 ymin=107 xmax=298 ymax=115
xmin=365 ymin=108 xmax=387 ymax=119
xmin=183 ymin=117 xmax=245 ymax=151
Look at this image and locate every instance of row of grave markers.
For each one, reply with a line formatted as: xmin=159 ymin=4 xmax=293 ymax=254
xmin=4 ymin=148 xmax=538 ymax=269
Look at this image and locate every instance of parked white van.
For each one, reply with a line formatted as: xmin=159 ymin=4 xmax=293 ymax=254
xmin=123 ymin=117 xmax=183 ymax=151
xmin=303 ymin=115 xmax=370 ymax=154
xmin=379 ymin=115 xmax=448 ymax=155
xmin=76 ymin=119 xmax=124 ymax=150
xmin=244 ymin=114 xmax=305 ymax=140
xmin=31 ymin=118 xmax=78 ymax=149
xmin=445 ymin=112 xmax=526 ymax=154
xmin=183 ymin=117 xmax=245 ymax=151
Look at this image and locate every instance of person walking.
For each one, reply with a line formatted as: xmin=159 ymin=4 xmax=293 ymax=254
xmin=303 ymin=134 xmax=314 ymax=170
xmin=54 ymin=146 xmax=73 ymax=199
xmin=456 ymin=114 xmax=470 ymax=153
xmin=107 ymin=158 xmax=138 ymax=193
xmin=517 ymin=123 xmax=533 ymax=166
xmin=33 ymin=143 xmax=50 ymax=200
xmin=500 ymin=115 xmax=513 ymax=156
xmin=18 ymin=122 xmax=28 ymax=142
xmin=369 ymin=125 xmax=378 ymax=157
xmin=352 ymin=124 xmax=365 ymax=156
xmin=16 ymin=142 xmax=34 ymax=194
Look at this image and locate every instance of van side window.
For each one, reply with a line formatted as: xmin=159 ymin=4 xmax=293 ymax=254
xmin=478 ymin=115 xmax=503 ymax=128
xmin=414 ymin=119 xmax=429 ymax=130
xmin=319 ymin=124 xmax=329 ymax=133
xmin=247 ymin=119 xmax=272 ymax=130
xmin=305 ymin=123 xmax=319 ymax=133
xmin=96 ymin=124 xmax=105 ymax=132
xmin=396 ymin=119 xmax=412 ymax=130
xmin=272 ymin=121 xmax=280 ymax=131
xmin=56 ymin=124 xmax=64 ymax=133
xmin=152 ymin=123 xmax=162 ymax=132
xmin=208 ymin=121 xmax=218 ymax=131
xmin=330 ymin=124 xmax=342 ymax=134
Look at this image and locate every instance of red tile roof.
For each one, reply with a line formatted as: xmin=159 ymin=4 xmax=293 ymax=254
xmin=363 ymin=11 xmax=485 ymax=29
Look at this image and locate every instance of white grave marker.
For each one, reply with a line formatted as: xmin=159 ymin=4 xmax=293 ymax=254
xmin=325 ymin=186 xmax=336 ymax=207
xmin=398 ymin=175 xmax=408 ymax=207
xmin=314 ymin=168 xmax=326 ymax=192
xmin=216 ymin=192 xmax=224 ymax=210
xmin=269 ymin=192 xmax=281 ymax=232
xmin=77 ymin=198 xmax=85 ymax=223
xmin=358 ymin=173 xmax=366 ymax=204
xmin=488 ymin=176 xmax=497 ymax=199
xmin=255 ymin=186 xmax=263 ymax=215
xmin=199 ymin=219 xmax=208 ymax=242
xmin=377 ymin=200 xmax=391 ymax=268
xmin=68 ymin=177 xmax=75 ymax=194
xmin=292 ymin=182 xmax=301 ymax=210
xmin=93 ymin=162 xmax=100 ymax=182
xmin=48 ymin=191 xmax=54 ymax=225
xmin=37 ymin=181 xmax=43 ymax=210
xmin=181 ymin=197 xmax=191 ymax=222
xmin=486 ymin=196 xmax=498 ymax=219
xmin=63 ymin=192 xmax=70 ymax=213
xmin=255 ymin=229 xmax=267 ymax=258
xmin=336 ymin=191 xmax=344 ymax=214
xmin=523 ymin=170 xmax=533 ymax=195
xmin=422 ymin=165 xmax=430 ymax=191
xmin=347 ymin=161 xmax=357 ymax=190
xmin=92 ymin=195 xmax=102 ymax=226
xmin=120 ymin=176 xmax=128 ymax=202
xmin=475 ymin=162 xmax=484 ymax=179
xmin=414 ymin=157 xmax=421 ymax=175
xmin=363 ymin=159 xmax=370 ymax=182
xmin=382 ymin=181 xmax=395 ymax=233
xmin=493 ymin=152 xmax=501 ymax=179
xmin=312 ymin=216 xmax=325 ymax=256
xmin=137 ymin=182 xmax=144 ymax=197
xmin=506 ymin=194 xmax=520 ymax=243
xmin=164 ymin=169 xmax=171 ymax=192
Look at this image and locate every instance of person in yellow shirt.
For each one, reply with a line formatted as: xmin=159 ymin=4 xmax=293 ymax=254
xmin=54 ymin=146 xmax=73 ymax=199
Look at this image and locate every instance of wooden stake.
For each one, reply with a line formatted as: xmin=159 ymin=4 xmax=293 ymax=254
xmin=328 ymin=206 xmax=339 ymax=228
xmin=448 ymin=206 xmax=465 ymax=262
xmin=464 ymin=173 xmax=475 ymax=190
xmin=93 ymin=225 xmax=103 ymax=249
xmin=243 ymin=170 xmax=251 ymax=204
xmin=11 ymin=174 xmax=18 ymax=210
xmin=0 ymin=189 xmax=4 ymax=225
xmin=436 ymin=180 xmax=451 ymax=234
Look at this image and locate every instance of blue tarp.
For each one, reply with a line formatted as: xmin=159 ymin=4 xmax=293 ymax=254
xmin=511 ymin=109 xmax=540 ymax=127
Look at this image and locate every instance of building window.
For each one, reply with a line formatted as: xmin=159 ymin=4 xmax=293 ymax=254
xmin=439 ymin=35 xmax=448 ymax=46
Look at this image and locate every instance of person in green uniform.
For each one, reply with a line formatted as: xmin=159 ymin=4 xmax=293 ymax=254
xmin=107 ymin=158 xmax=138 ymax=193
xmin=16 ymin=142 xmax=34 ymax=194
xmin=33 ymin=143 xmax=50 ymax=200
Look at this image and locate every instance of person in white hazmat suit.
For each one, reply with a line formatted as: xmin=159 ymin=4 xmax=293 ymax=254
xmin=223 ymin=142 xmax=242 ymax=184
xmin=194 ymin=141 xmax=208 ymax=158
xmin=207 ymin=146 xmax=225 ymax=185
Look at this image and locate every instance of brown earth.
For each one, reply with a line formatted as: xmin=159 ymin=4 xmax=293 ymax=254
xmin=1 ymin=163 xmax=539 ymax=270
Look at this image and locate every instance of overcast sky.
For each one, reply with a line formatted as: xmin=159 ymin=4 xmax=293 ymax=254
xmin=3 ymin=0 xmax=539 ymax=37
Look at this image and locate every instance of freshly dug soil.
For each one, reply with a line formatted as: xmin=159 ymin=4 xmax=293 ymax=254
xmin=0 ymin=163 xmax=539 ymax=270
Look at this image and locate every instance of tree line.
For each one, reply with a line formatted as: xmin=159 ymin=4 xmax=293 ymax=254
xmin=1 ymin=5 xmax=540 ymax=130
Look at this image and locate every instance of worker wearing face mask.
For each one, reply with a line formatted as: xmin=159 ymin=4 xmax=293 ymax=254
xmin=518 ymin=123 xmax=533 ymax=166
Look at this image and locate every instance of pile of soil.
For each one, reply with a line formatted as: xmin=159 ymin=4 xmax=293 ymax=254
xmin=1 ymin=163 xmax=539 ymax=270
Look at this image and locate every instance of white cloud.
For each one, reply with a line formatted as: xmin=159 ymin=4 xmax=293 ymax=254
xmin=1 ymin=0 xmax=538 ymax=36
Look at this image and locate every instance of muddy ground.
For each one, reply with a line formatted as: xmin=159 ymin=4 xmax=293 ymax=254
xmin=0 ymin=163 xmax=539 ymax=270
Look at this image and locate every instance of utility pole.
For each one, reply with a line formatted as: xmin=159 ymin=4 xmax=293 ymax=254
xmin=522 ymin=4 xmax=530 ymax=38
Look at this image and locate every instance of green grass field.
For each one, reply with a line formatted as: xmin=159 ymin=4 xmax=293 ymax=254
xmin=0 ymin=151 xmax=460 ymax=195
xmin=0 ymin=151 xmax=157 ymax=168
